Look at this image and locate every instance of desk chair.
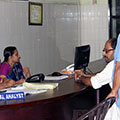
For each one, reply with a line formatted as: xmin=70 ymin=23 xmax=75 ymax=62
xmin=72 ymin=97 xmax=115 ymax=120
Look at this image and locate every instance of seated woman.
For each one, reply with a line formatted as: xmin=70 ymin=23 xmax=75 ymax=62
xmin=0 ymin=46 xmax=31 ymax=86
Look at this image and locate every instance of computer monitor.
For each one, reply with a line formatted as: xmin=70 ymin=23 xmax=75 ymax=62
xmin=74 ymin=45 xmax=90 ymax=72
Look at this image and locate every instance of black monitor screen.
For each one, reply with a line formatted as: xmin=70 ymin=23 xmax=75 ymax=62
xmin=74 ymin=45 xmax=90 ymax=71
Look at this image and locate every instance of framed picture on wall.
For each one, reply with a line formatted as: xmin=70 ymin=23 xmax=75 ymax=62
xmin=28 ymin=2 xmax=43 ymax=25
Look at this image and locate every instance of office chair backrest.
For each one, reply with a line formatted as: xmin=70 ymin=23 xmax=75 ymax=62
xmin=77 ymin=97 xmax=115 ymax=120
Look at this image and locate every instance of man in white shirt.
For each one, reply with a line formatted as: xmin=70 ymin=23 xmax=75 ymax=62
xmin=74 ymin=38 xmax=117 ymax=120
xmin=74 ymin=38 xmax=117 ymax=91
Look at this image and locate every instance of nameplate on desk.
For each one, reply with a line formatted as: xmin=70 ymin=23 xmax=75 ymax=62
xmin=0 ymin=92 xmax=25 ymax=100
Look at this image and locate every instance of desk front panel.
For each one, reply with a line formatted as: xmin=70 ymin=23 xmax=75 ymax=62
xmin=0 ymin=78 xmax=88 ymax=120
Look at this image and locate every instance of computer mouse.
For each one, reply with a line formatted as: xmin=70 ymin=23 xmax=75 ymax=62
xmin=51 ymin=72 xmax=62 ymax=76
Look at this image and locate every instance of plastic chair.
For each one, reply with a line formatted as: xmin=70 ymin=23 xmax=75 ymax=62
xmin=73 ymin=97 xmax=115 ymax=120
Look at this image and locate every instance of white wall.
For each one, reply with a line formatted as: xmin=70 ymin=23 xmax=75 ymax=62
xmin=0 ymin=1 xmax=79 ymax=75
xmin=80 ymin=4 xmax=109 ymax=61
xmin=29 ymin=0 xmax=108 ymax=4
xmin=0 ymin=1 xmax=109 ymax=75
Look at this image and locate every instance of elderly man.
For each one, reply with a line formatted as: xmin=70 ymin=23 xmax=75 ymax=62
xmin=74 ymin=38 xmax=117 ymax=90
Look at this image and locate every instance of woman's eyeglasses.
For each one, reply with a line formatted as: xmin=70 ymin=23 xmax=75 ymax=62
xmin=102 ymin=49 xmax=114 ymax=53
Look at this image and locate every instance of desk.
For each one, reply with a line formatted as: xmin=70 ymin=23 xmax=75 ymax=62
xmin=0 ymin=78 xmax=88 ymax=120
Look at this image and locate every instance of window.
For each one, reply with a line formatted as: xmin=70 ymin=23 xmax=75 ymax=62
xmin=109 ymin=0 xmax=120 ymax=38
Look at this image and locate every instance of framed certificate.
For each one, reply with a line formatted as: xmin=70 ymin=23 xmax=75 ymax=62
xmin=28 ymin=2 xmax=43 ymax=25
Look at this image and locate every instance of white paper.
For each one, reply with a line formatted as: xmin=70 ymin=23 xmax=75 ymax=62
xmin=3 ymin=85 xmax=47 ymax=95
xmin=44 ymin=75 xmax=68 ymax=81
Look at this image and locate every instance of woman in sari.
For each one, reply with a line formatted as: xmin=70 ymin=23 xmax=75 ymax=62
xmin=0 ymin=46 xmax=30 ymax=87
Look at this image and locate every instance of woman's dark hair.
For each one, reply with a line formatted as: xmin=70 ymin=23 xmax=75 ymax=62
xmin=110 ymin=38 xmax=117 ymax=49
xmin=3 ymin=46 xmax=17 ymax=62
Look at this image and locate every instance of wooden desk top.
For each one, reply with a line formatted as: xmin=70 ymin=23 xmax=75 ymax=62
xmin=0 ymin=78 xmax=87 ymax=110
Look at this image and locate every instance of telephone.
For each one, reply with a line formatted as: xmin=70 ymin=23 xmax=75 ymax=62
xmin=26 ymin=73 xmax=45 ymax=83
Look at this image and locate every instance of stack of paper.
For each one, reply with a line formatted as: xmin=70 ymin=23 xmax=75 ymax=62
xmin=44 ymin=75 xmax=68 ymax=81
xmin=7 ymin=88 xmax=47 ymax=95
xmin=0 ymin=85 xmax=47 ymax=95
xmin=23 ymin=82 xmax=59 ymax=90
